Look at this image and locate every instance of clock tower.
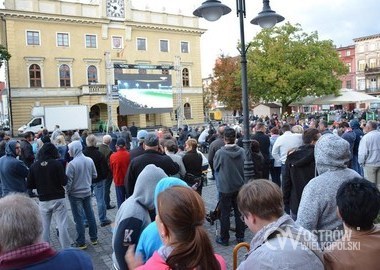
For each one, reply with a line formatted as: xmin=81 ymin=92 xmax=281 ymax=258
xmin=106 ymin=0 xmax=126 ymax=19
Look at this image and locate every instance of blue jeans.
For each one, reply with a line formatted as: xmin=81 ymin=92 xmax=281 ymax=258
xmin=131 ymin=137 xmax=138 ymax=149
xmin=68 ymin=195 xmax=97 ymax=245
xmin=104 ymin=178 xmax=113 ymax=208
xmin=92 ymin=180 xmax=108 ymax=222
xmin=351 ymin=155 xmax=363 ymax=176
xmin=115 ymin=186 xmax=127 ymax=208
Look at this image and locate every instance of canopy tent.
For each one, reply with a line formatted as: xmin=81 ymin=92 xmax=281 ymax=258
xmin=310 ymin=89 xmax=380 ymax=105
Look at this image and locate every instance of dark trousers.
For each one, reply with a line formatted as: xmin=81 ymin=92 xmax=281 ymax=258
xmin=115 ymin=186 xmax=127 ymax=209
xmin=262 ymin=160 xmax=270 ymax=179
xmin=104 ymin=178 xmax=113 ymax=208
xmin=270 ymin=166 xmax=282 ymax=187
xmin=219 ymin=191 xmax=245 ymax=242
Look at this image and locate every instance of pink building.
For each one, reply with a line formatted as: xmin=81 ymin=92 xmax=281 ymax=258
xmin=337 ymin=45 xmax=356 ymax=89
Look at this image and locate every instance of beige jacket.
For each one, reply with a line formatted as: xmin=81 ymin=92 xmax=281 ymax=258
xmin=324 ymin=225 xmax=380 ymax=270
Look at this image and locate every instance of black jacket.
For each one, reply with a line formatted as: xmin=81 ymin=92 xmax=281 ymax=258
xmin=182 ymin=150 xmax=203 ymax=176
xmin=27 ymin=143 xmax=66 ymax=201
xmin=251 ymin=131 xmax=270 ymax=161
xmin=126 ymin=149 xmax=179 ymax=197
xmin=83 ymin=146 xmax=108 ymax=183
xmin=20 ymin=139 xmax=35 ymax=168
xmin=282 ymin=144 xmax=316 ymax=215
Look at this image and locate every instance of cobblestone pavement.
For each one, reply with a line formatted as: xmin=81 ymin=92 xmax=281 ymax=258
xmin=50 ymin=173 xmax=253 ymax=270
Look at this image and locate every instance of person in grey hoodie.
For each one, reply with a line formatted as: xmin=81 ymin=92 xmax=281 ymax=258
xmin=66 ymin=140 xmax=98 ymax=249
xmin=112 ymin=164 xmax=167 ymax=270
xmin=213 ymin=127 xmax=246 ymax=246
xmin=297 ymin=133 xmax=361 ymax=246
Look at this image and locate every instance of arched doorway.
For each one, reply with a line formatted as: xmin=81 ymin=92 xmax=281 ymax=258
xmin=90 ymin=103 xmax=107 ymax=132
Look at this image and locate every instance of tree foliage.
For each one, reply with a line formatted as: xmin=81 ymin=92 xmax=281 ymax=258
xmin=209 ymin=55 xmax=242 ymax=112
xmin=246 ymin=23 xmax=347 ymax=111
xmin=0 ymin=45 xmax=11 ymax=67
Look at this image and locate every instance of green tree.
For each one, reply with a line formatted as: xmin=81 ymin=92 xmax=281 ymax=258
xmin=0 ymin=45 xmax=11 ymax=68
xmin=246 ymin=23 xmax=347 ymax=112
xmin=209 ymin=55 xmax=242 ymax=113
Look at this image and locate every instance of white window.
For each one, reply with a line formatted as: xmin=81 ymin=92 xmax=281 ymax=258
xmin=137 ymin=38 xmax=147 ymax=51
xmin=181 ymin=41 xmax=189 ymax=53
xmin=59 ymin=64 xmax=71 ymax=87
xmin=57 ymin=33 xmax=69 ymax=47
xmin=160 ymin=40 xmax=169 ymax=52
xmin=358 ymin=79 xmax=365 ymax=90
xmin=346 ymin=50 xmax=351 ymax=56
xmin=85 ymin=34 xmax=97 ymax=48
xmin=26 ymin=30 xmax=40 ymax=46
xmin=112 ymin=36 xmax=123 ymax=49
xmin=370 ymin=78 xmax=377 ymax=90
xmin=369 ymin=59 xmax=377 ymax=68
xmin=358 ymin=60 xmax=366 ymax=71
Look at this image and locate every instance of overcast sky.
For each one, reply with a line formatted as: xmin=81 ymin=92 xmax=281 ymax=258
xmin=133 ymin=0 xmax=380 ymax=78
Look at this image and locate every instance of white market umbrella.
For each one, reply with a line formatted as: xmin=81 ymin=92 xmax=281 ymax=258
xmin=311 ymin=88 xmax=380 ymax=105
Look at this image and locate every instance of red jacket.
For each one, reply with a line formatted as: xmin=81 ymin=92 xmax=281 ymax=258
xmin=109 ymin=149 xmax=130 ymax=186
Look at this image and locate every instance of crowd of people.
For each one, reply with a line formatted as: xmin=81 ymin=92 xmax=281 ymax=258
xmin=0 ymin=114 xmax=379 ymax=269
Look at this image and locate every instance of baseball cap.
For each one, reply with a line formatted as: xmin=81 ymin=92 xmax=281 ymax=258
xmin=144 ymin=132 xmax=159 ymax=147
xmin=137 ymin=130 xmax=148 ymax=140
xmin=116 ymin=138 xmax=126 ymax=147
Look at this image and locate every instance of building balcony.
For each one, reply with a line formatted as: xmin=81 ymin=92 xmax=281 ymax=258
xmin=81 ymin=84 xmax=107 ymax=95
xmin=364 ymin=66 xmax=380 ymax=75
xmin=365 ymin=88 xmax=380 ymax=94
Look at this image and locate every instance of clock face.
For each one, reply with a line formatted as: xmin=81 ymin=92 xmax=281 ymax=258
xmin=106 ymin=0 xmax=125 ymax=18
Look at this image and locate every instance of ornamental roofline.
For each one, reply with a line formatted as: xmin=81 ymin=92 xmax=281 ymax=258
xmin=353 ymin=33 xmax=380 ymax=42
xmin=0 ymin=9 xmax=206 ymax=34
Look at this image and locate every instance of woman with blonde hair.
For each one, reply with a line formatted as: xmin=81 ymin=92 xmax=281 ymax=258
xmin=126 ymin=186 xmax=226 ymax=270
xmin=55 ymin=134 xmax=68 ymax=160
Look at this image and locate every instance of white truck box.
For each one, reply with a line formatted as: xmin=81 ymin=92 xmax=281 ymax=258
xmin=18 ymin=105 xmax=89 ymax=134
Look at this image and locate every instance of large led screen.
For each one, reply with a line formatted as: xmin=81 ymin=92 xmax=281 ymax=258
xmin=116 ymin=74 xmax=173 ymax=115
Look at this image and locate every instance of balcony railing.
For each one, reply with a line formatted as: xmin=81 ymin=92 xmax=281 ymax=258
xmin=365 ymin=88 xmax=380 ymax=94
xmin=364 ymin=66 xmax=380 ymax=75
xmin=81 ymin=84 xmax=107 ymax=95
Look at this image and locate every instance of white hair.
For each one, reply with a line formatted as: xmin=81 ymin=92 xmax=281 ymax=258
xmin=86 ymin=134 xmax=97 ymax=147
xmin=102 ymin=134 xmax=112 ymax=145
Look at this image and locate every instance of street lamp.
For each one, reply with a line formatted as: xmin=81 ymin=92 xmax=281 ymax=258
xmin=194 ymin=0 xmax=284 ymax=181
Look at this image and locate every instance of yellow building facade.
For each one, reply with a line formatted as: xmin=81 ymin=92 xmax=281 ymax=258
xmin=0 ymin=0 xmax=205 ymax=134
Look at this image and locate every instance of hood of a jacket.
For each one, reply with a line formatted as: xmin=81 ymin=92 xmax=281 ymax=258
xmin=5 ymin=140 xmax=18 ymax=157
xmin=154 ymin=177 xmax=188 ymax=211
xmin=349 ymin=119 xmax=360 ymax=129
xmin=222 ymin=144 xmax=243 ymax=159
xmin=132 ymin=164 xmax=168 ymax=210
xmin=314 ymin=133 xmax=350 ymax=174
xmin=68 ymin=140 xmax=83 ymax=158
xmin=38 ymin=142 xmax=59 ymax=161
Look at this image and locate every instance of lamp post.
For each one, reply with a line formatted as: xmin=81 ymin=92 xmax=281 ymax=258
xmin=194 ymin=0 xmax=284 ymax=181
